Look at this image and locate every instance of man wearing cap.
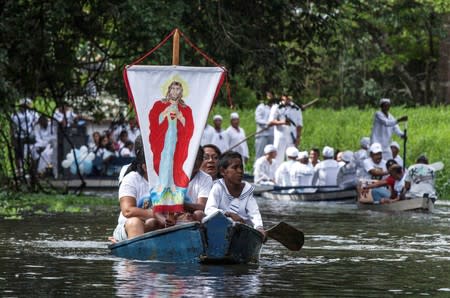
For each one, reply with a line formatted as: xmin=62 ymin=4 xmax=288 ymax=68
xmin=312 ymin=146 xmax=340 ymax=190
xmin=290 ymin=151 xmax=314 ymax=188
xmin=254 ymin=91 xmax=275 ymax=159
xmin=209 ymin=114 xmax=229 ymax=150
xmin=337 ymin=151 xmax=357 ymax=189
xmin=225 ymin=112 xmax=249 ymax=162
xmin=390 ymin=141 xmax=403 ymax=168
xmin=354 ymin=137 xmax=370 ymax=179
xmin=362 ymin=143 xmax=388 ymax=181
xmin=11 ymin=98 xmax=39 ymax=173
xmin=253 ymin=144 xmax=277 ymax=185
xmin=371 ymin=98 xmax=407 ymax=160
xmin=404 ymin=155 xmax=437 ymax=199
xmin=275 ymin=147 xmax=299 ymax=186
xmin=268 ymin=94 xmax=303 ymax=166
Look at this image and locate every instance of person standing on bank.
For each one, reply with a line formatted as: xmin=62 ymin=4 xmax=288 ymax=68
xmin=268 ymin=94 xmax=303 ymax=166
xmin=254 ymin=91 xmax=275 ymax=159
xmin=370 ymin=98 xmax=407 ymax=160
xmin=210 ymin=114 xmax=229 ymax=150
xmin=225 ymin=112 xmax=249 ymax=163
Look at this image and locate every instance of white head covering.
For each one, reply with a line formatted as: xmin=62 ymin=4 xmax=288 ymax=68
xmin=213 ymin=114 xmax=223 ymax=121
xmin=297 ymin=151 xmax=308 ymax=160
xmin=390 ymin=141 xmax=400 ymax=149
xmin=286 ymin=147 xmax=299 ymax=158
xmin=369 ymin=142 xmax=383 ymax=154
xmin=322 ymin=146 xmax=334 ymax=158
xmin=19 ymin=97 xmax=32 ymax=106
xmin=379 ymin=98 xmax=391 ymax=106
xmin=230 ymin=112 xmax=239 ymax=120
xmin=264 ymin=144 xmax=277 ymax=154
xmin=341 ymin=150 xmax=354 ymax=162
xmin=360 ymin=137 xmax=370 ymax=149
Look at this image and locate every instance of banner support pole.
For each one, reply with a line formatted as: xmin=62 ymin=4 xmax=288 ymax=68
xmin=172 ymin=28 xmax=180 ymax=65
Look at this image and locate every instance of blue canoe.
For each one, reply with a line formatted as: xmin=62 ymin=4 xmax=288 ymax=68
xmin=108 ymin=211 xmax=264 ymax=264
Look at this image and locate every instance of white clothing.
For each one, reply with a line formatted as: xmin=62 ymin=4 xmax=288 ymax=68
xmin=269 ymin=102 xmax=302 ymax=165
xmin=354 ymin=148 xmax=368 ymax=179
xmin=255 ymin=103 xmax=273 ymax=138
xmin=200 ymin=124 xmax=215 ymax=146
xmin=337 ymin=162 xmax=357 ymax=189
xmin=394 ymin=155 xmax=404 ymax=168
xmin=11 ymin=110 xmax=39 ymax=138
xmin=362 ymin=158 xmax=387 ymax=180
xmin=118 ymin=147 xmax=132 ymax=157
xmin=117 ymin=171 xmax=150 ymax=226
xmin=312 ymin=159 xmax=340 ymax=188
xmin=127 ymin=127 xmax=141 ymax=143
xmin=275 ymin=160 xmax=297 ymax=186
xmin=186 ymin=170 xmax=213 ymax=204
xmin=118 ymin=163 xmax=131 ymax=184
xmin=205 ymin=179 xmax=263 ymax=229
xmin=32 ymin=123 xmax=57 ymax=173
xmin=371 ymin=111 xmax=404 ymax=160
xmin=210 ymin=128 xmax=230 ymax=151
xmin=290 ymin=162 xmax=314 ymax=186
xmin=405 ymin=164 xmax=437 ymax=199
xmin=225 ymin=126 xmax=249 ymax=159
xmin=253 ymin=156 xmax=277 ymax=185
xmin=53 ymin=109 xmax=78 ymax=127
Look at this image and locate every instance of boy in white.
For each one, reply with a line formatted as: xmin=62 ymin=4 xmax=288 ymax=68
xmin=205 ymin=151 xmax=265 ymax=238
xmin=225 ymin=112 xmax=249 ymax=162
xmin=290 ymin=151 xmax=314 ymax=189
xmin=390 ymin=141 xmax=404 ymax=168
xmin=185 ymin=147 xmax=213 ymax=221
xmin=253 ymin=144 xmax=277 ymax=185
xmin=209 ymin=114 xmax=230 ymax=150
xmin=275 ymin=147 xmax=299 ymax=186
xmin=337 ymin=151 xmax=357 ymax=189
xmin=200 ymin=123 xmax=215 ymax=146
xmin=312 ymin=146 xmax=340 ymax=190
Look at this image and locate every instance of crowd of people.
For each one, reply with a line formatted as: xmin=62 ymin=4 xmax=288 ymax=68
xmin=10 ymin=98 xmax=142 ymax=178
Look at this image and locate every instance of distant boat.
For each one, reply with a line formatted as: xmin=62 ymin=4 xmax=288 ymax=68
xmin=109 ymin=211 xmax=263 ymax=264
xmin=357 ymin=197 xmax=435 ymax=212
xmin=260 ymin=187 xmax=357 ymax=202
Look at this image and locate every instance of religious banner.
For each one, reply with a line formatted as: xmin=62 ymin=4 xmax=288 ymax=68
xmin=124 ymin=65 xmax=225 ymax=213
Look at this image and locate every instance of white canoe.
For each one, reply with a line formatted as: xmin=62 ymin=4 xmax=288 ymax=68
xmin=260 ymin=188 xmax=357 ymax=202
xmin=357 ymin=197 xmax=435 ymax=212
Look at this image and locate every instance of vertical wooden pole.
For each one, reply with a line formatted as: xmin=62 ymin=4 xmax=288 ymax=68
xmin=172 ymin=28 xmax=180 ymax=65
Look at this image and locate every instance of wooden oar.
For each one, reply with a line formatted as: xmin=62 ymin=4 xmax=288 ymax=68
xmin=227 ymin=125 xmax=271 ymax=151
xmin=300 ymin=97 xmax=320 ymax=109
xmin=266 ymin=222 xmax=304 ymax=251
xmin=403 ymin=121 xmax=407 ymax=170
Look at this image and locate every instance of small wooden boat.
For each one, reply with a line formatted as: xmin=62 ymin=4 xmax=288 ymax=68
xmin=357 ymin=197 xmax=435 ymax=212
xmin=261 ymin=187 xmax=357 ymax=202
xmin=108 ymin=211 xmax=264 ymax=264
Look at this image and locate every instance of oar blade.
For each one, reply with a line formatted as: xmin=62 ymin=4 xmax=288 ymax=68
xmin=266 ymin=222 xmax=304 ymax=251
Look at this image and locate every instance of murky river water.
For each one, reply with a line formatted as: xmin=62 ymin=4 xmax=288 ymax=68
xmin=1 ymin=198 xmax=450 ymax=297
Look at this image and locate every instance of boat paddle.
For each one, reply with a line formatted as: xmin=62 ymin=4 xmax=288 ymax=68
xmin=266 ymin=222 xmax=304 ymax=251
xmin=403 ymin=121 xmax=407 ymax=170
xmin=429 ymin=161 xmax=444 ymax=171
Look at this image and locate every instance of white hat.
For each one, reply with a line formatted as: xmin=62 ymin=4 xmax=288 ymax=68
xmin=322 ymin=146 xmax=334 ymax=158
xmin=19 ymin=97 xmax=32 ymax=106
xmin=390 ymin=141 xmax=400 ymax=149
xmin=360 ymin=137 xmax=370 ymax=148
xmin=379 ymin=98 xmax=391 ymax=106
xmin=297 ymin=151 xmax=308 ymax=160
xmin=369 ymin=142 xmax=383 ymax=154
xmin=341 ymin=150 xmax=354 ymax=162
xmin=213 ymin=114 xmax=223 ymax=121
xmin=230 ymin=112 xmax=239 ymax=120
xmin=264 ymin=144 xmax=277 ymax=154
xmin=286 ymin=147 xmax=299 ymax=158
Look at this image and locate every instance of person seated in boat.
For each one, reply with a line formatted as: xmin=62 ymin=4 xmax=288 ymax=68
xmin=275 ymin=147 xmax=299 ymax=186
xmin=253 ymin=144 xmax=277 ymax=185
xmin=290 ymin=151 xmax=314 ymax=189
xmin=200 ymin=144 xmax=221 ymax=180
xmin=404 ymin=155 xmax=438 ymax=200
xmin=354 ymin=136 xmax=370 ymax=180
xmin=205 ymin=151 xmax=265 ymax=239
xmin=359 ymin=157 xmax=396 ymax=204
xmin=390 ymin=141 xmax=404 ymax=168
xmin=308 ymin=147 xmax=320 ymax=167
xmin=112 ymin=145 xmax=158 ymax=243
xmin=184 ymin=146 xmax=213 ymax=221
xmin=336 ymin=150 xmax=357 ymax=189
xmin=312 ymin=146 xmax=340 ymax=190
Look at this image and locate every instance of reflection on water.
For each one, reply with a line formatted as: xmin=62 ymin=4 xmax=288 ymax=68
xmin=1 ymin=199 xmax=450 ymax=296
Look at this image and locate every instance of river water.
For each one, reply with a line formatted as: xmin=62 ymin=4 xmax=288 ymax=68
xmin=1 ymin=198 xmax=450 ymax=297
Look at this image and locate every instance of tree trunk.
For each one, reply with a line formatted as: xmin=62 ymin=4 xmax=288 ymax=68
xmin=437 ymin=13 xmax=450 ymax=105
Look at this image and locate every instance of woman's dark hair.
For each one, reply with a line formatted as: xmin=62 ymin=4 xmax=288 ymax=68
xmin=122 ymin=135 xmax=145 ymax=178
xmin=202 ymin=144 xmax=221 ymax=156
xmin=217 ymin=151 xmax=242 ymax=174
xmin=386 ymin=159 xmax=398 ymax=171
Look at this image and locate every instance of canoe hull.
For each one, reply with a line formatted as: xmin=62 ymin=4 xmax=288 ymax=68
xmin=261 ymin=188 xmax=357 ymax=202
xmin=357 ymin=197 xmax=434 ymax=212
